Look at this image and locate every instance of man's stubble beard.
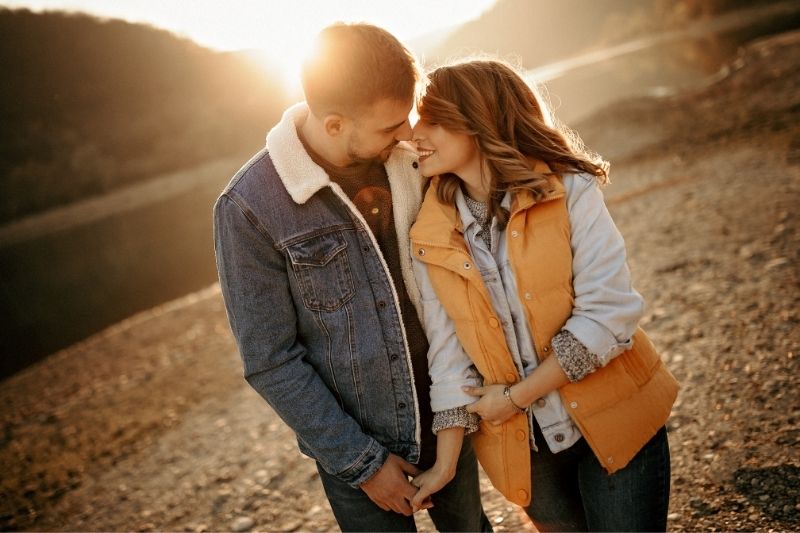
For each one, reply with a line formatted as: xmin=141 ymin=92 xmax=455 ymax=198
xmin=346 ymin=137 xmax=398 ymax=164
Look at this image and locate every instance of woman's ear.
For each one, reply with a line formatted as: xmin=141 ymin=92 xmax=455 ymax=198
xmin=323 ymin=113 xmax=345 ymax=137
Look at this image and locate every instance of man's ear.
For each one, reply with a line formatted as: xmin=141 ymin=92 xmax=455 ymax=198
xmin=323 ymin=113 xmax=345 ymax=137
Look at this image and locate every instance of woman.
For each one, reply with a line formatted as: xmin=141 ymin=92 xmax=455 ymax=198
xmin=407 ymin=59 xmax=679 ymax=532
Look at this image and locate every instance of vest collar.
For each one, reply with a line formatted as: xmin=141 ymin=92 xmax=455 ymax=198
xmin=411 ymin=161 xmax=566 ymax=247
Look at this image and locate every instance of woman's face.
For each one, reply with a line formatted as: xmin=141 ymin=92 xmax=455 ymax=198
xmin=412 ymin=119 xmax=480 ymax=180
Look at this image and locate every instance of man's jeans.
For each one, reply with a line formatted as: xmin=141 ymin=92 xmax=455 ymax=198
xmin=317 ymin=440 xmax=492 ymax=532
xmin=526 ymin=422 xmax=671 ymax=532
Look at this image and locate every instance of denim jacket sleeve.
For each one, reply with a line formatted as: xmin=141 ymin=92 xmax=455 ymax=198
xmin=562 ymin=174 xmax=645 ymax=365
xmin=213 ymin=194 xmax=388 ymax=487
xmin=412 ymin=256 xmax=482 ymax=412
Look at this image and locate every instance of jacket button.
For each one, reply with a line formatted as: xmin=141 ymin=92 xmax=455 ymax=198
xmin=412 ymin=161 xmax=419 ymax=169
xmin=398 ymin=402 xmax=406 ymax=409
xmin=524 ymin=292 xmax=532 ymax=300
xmin=570 ymin=401 xmax=578 ymax=409
xmin=554 ymin=433 xmax=565 ymax=443
xmin=418 ymin=248 xmax=425 ymax=256
xmin=463 ymin=262 xmax=472 ymax=269
xmin=516 ymin=429 xmax=526 ymax=441
xmin=517 ymin=489 xmax=528 ymax=501
xmin=489 ymin=317 xmax=499 ymax=328
xmin=536 ymin=398 xmax=546 ymax=408
xmin=511 ymin=230 xmax=520 ymax=238
xmin=505 ymin=372 xmax=517 ymax=383
xmin=378 ymin=301 xmax=386 ymax=308
xmin=390 ymin=353 xmax=399 ymax=361
xmin=607 ymin=456 xmax=614 ymax=465
xmin=542 ymin=345 xmax=550 ymax=353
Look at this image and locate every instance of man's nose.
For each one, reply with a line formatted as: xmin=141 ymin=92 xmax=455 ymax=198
xmin=395 ymin=120 xmax=412 ymax=141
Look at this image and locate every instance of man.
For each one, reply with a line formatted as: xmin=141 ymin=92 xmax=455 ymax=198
xmin=213 ymin=23 xmax=491 ymax=531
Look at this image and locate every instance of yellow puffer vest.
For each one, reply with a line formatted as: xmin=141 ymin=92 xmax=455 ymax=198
xmin=409 ymin=175 xmax=679 ymax=506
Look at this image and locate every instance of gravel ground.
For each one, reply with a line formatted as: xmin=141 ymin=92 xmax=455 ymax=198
xmin=1 ymin=31 xmax=798 ymax=532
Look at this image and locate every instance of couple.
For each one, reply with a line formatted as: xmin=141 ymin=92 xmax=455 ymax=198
xmin=213 ymin=23 xmax=678 ymax=532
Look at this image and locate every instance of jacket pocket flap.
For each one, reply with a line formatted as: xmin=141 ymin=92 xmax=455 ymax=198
xmin=286 ymin=232 xmax=348 ymax=267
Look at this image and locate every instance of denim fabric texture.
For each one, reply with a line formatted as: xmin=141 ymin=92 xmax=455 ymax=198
xmin=317 ymin=441 xmax=493 ymax=532
xmin=526 ymin=422 xmax=671 ymax=532
xmin=213 ymin=100 xmax=434 ymax=490
xmin=415 ymin=174 xmax=645 ymax=453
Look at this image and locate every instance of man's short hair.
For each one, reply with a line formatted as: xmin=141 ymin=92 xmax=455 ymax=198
xmin=301 ymin=23 xmax=419 ymax=117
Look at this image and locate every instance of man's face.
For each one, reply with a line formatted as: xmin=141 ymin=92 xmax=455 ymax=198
xmin=345 ymin=98 xmax=413 ymax=163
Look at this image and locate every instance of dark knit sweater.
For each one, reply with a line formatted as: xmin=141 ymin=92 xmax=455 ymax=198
xmin=299 ymin=134 xmax=436 ymax=468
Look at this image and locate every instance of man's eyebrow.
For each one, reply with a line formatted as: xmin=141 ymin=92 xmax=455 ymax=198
xmin=382 ymin=120 xmax=406 ymax=132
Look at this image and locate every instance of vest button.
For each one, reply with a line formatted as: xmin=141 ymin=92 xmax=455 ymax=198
xmin=516 ymin=429 xmax=526 ymax=441
xmin=378 ymin=301 xmax=387 ymax=308
xmin=570 ymin=401 xmax=578 ymax=409
xmin=463 ymin=262 xmax=472 ymax=269
xmin=607 ymin=456 xmax=614 ymax=465
xmin=489 ymin=317 xmax=499 ymax=328
xmin=398 ymin=402 xmax=406 ymax=409
xmin=517 ymin=489 xmax=528 ymax=501
xmin=524 ymin=292 xmax=533 ymax=300
xmin=511 ymin=230 xmax=520 ymax=238
xmin=390 ymin=353 xmax=399 ymax=361
xmin=505 ymin=372 xmax=517 ymax=383
xmin=418 ymin=248 xmax=425 ymax=256
xmin=542 ymin=345 xmax=550 ymax=353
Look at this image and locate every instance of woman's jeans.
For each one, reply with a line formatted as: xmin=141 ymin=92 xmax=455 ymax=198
xmin=526 ymin=422 xmax=671 ymax=532
xmin=317 ymin=440 xmax=492 ymax=532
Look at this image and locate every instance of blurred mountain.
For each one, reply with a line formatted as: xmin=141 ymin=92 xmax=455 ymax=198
xmin=424 ymin=0 xmax=790 ymax=68
xmin=0 ymin=9 xmax=289 ymax=224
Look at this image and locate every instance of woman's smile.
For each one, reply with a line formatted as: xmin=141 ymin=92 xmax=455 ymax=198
xmin=417 ymin=147 xmax=436 ymax=163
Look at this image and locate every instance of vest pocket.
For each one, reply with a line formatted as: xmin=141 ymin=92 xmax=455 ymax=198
xmin=286 ymin=231 xmax=355 ymax=312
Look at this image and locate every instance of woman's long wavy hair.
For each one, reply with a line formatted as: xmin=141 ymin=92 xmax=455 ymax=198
xmin=417 ymin=59 xmax=609 ymax=226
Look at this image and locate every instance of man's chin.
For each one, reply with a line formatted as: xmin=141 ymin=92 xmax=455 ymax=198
xmin=378 ymin=143 xmax=399 ymax=162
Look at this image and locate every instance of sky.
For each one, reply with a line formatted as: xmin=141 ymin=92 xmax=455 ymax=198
xmin=1 ymin=0 xmax=497 ymax=89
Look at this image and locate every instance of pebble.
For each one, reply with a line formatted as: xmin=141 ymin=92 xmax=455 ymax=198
xmin=230 ymin=516 xmax=254 ymax=532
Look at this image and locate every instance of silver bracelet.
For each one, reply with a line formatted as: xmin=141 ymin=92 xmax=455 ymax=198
xmin=503 ymin=385 xmax=525 ymax=413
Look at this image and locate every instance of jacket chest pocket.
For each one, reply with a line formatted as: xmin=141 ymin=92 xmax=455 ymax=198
xmin=286 ymin=231 xmax=355 ymax=312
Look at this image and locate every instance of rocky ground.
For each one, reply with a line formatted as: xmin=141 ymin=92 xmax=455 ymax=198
xmin=1 ymin=31 xmax=799 ymax=532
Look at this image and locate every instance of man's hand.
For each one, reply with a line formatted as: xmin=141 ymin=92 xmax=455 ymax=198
xmin=360 ymin=453 xmax=420 ymax=516
xmin=464 ymin=384 xmax=519 ymax=425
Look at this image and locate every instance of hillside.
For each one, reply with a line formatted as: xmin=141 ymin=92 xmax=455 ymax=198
xmin=0 ymin=9 xmax=289 ymax=224
xmin=0 ymin=29 xmax=798 ymax=532
xmin=426 ymin=0 xmax=796 ymax=68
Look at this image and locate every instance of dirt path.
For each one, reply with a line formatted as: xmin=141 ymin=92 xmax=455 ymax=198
xmin=1 ymin=31 xmax=799 ymax=532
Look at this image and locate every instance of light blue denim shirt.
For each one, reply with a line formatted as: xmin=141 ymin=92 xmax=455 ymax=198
xmin=413 ymin=173 xmax=645 ymax=453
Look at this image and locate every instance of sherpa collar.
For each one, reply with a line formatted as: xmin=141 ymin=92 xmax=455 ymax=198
xmin=265 ymin=102 xmax=418 ymax=204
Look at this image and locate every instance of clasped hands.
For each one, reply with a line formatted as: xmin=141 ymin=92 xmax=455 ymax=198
xmin=360 ymin=453 xmax=435 ymax=516
xmin=361 ymin=384 xmax=519 ymax=515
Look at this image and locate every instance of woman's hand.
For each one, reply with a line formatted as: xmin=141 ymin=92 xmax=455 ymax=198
xmin=410 ymin=463 xmax=455 ymax=511
xmin=463 ymin=384 xmax=520 ymax=425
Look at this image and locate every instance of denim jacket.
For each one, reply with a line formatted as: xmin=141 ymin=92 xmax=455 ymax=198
xmin=213 ymin=103 xmax=425 ymax=487
xmin=413 ymin=173 xmax=644 ymax=453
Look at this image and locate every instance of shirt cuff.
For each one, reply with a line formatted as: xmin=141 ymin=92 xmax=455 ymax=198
xmin=432 ymin=407 xmax=480 ymax=436
xmin=551 ymin=329 xmax=602 ymax=382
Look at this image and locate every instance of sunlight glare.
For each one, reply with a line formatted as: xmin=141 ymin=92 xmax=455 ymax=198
xmin=3 ymin=0 xmax=497 ymax=93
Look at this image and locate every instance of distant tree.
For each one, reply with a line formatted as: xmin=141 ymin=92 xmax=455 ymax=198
xmin=0 ymin=9 xmax=289 ymax=223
